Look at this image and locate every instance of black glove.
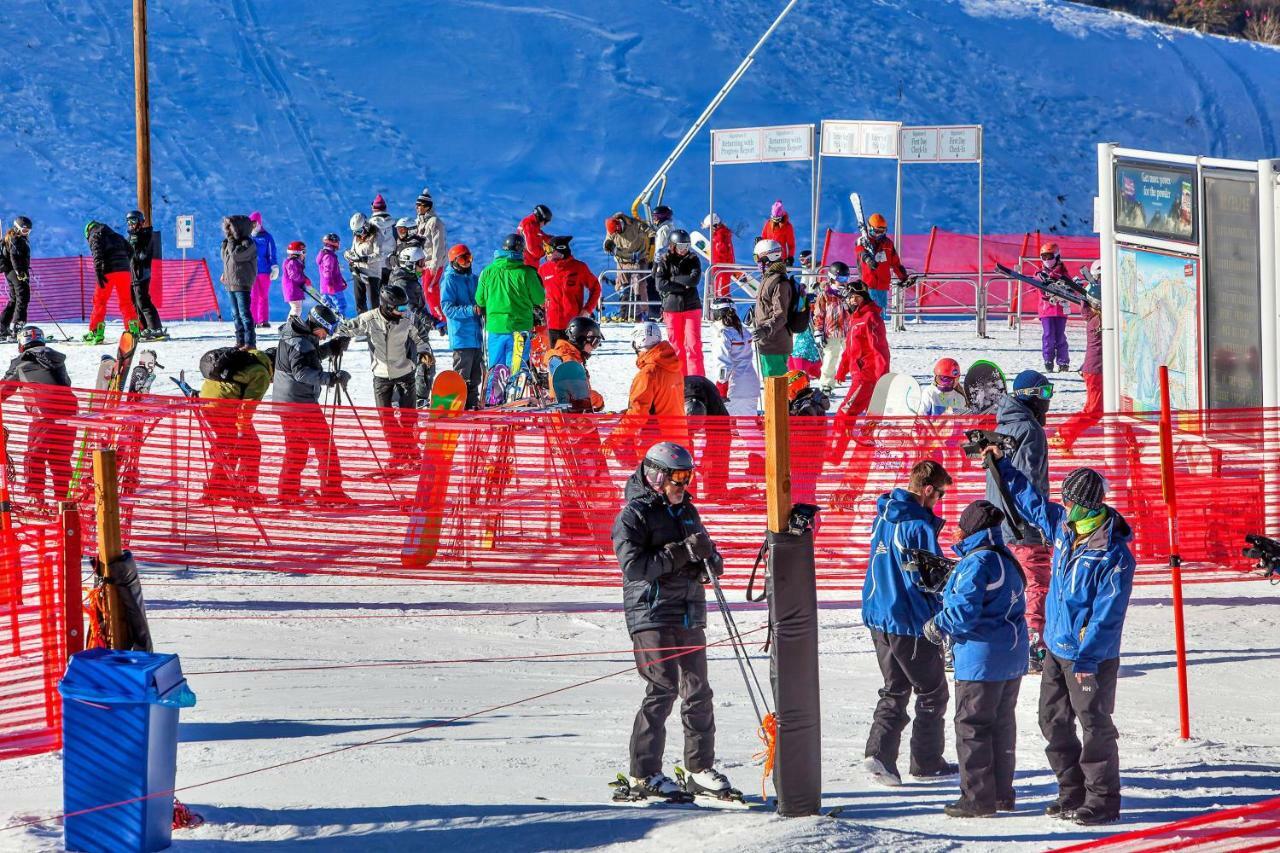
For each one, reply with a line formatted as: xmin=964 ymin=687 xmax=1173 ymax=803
xmin=663 ymin=541 xmax=692 ymax=572
xmin=683 ymin=531 xmax=715 ymax=562
xmin=922 ymin=618 xmax=944 ymax=646
xmin=704 ymin=551 xmax=725 ymax=579
xmin=328 ymin=369 xmax=351 ymax=388
xmin=329 ymin=335 xmax=351 ymax=356
xmin=603 ymin=239 xmax=616 ymax=255
xmin=785 ymin=256 xmax=795 ymax=267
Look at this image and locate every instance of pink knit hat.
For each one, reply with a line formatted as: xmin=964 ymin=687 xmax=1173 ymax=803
xmin=249 ymin=211 xmax=263 ymax=224
xmin=372 ymin=194 xmax=387 ymax=211
xmin=770 ymin=200 xmax=786 ymax=219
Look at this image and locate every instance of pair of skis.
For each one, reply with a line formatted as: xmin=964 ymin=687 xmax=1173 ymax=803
xmin=995 ymin=262 xmax=1099 ymax=310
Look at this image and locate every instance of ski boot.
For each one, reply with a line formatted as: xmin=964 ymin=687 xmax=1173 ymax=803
xmin=1057 ymin=363 xmax=1071 ymax=373
xmin=83 ymin=323 xmax=106 ymax=345
xmin=862 ymin=756 xmax=902 ymax=787
xmin=1044 ymin=362 xmax=1054 ymax=374
xmin=676 ymin=766 xmax=743 ymax=802
xmin=610 ymin=772 xmax=694 ymax=804
xmin=127 ymin=320 xmax=142 ymax=338
xmin=0 ymin=327 xmax=12 ymax=344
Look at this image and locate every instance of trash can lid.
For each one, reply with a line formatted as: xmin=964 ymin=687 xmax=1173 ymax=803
xmin=59 ymin=649 xmax=185 ymax=703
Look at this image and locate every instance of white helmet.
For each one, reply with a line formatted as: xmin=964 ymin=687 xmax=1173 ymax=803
xmin=349 ymin=212 xmax=367 ymax=233
xmin=630 ymin=320 xmax=663 ymax=352
xmin=398 ymin=245 xmax=426 ymax=268
xmin=701 ymin=213 xmax=720 ymax=229
xmin=1089 ymin=260 xmax=1103 ymax=281
xmin=753 ymin=238 xmax=783 ymax=263
xmin=395 ymin=217 xmax=414 ymax=230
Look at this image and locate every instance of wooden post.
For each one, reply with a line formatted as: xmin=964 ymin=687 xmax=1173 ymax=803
xmin=133 ymin=0 xmax=153 ymax=223
xmin=93 ymin=449 xmax=127 ymax=649
xmin=763 ymin=375 xmax=792 ymax=533
xmin=60 ymin=502 xmax=84 ymax=656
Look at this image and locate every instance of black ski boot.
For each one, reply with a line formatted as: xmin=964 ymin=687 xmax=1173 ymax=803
xmin=944 ymin=797 xmax=995 ymax=818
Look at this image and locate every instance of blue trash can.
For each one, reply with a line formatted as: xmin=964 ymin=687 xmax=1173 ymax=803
xmin=59 ymin=649 xmax=197 ymax=853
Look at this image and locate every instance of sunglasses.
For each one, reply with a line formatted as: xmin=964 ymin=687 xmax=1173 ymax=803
xmin=668 ymin=469 xmax=694 ymax=486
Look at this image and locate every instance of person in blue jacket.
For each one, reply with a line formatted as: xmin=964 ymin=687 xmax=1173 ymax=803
xmin=987 ymin=445 xmax=1135 ymax=827
xmin=861 ymin=459 xmax=957 ymax=787
xmin=440 ymin=243 xmax=483 ymax=409
xmin=924 ymin=499 xmax=1028 ymax=818
xmin=248 ymin=211 xmax=279 ymax=328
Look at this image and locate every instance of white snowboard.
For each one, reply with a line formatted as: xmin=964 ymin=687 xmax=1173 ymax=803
xmin=690 ymin=229 xmax=760 ymax=298
xmin=866 ymin=371 xmax=923 ymax=417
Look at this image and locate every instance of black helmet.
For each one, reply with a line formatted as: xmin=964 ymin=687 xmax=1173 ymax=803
xmin=533 ymin=204 xmax=553 ymax=224
xmin=306 ymin=303 xmax=340 ymax=334
xmin=642 ymin=441 xmax=695 ymax=491
xmin=380 ymin=282 xmax=409 ymax=310
xmin=17 ymin=326 xmax=45 ymax=352
xmin=565 ymin=316 xmax=602 ymax=350
xmin=125 ymin=209 xmax=145 ymax=227
xmin=548 ymin=234 xmax=573 ymax=257
xmin=14 ymin=216 xmax=32 ymax=231
xmin=653 ymin=205 xmax=673 ymax=223
xmin=502 ymin=232 xmax=525 ymax=254
xmin=826 ymin=261 xmax=851 ymax=282
xmin=670 ymin=229 xmax=691 ymax=248
xmin=684 ymin=397 xmax=707 ymax=417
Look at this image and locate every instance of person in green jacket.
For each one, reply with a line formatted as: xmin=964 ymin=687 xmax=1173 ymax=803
xmin=198 ymin=347 xmax=275 ymax=503
xmin=476 ymin=233 xmax=545 ymax=373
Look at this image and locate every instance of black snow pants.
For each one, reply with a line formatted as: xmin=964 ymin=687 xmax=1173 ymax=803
xmin=132 ymin=275 xmax=162 ymax=332
xmin=955 ymin=677 xmax=1021 ymax=808
xmin=2 ymin=272 xmax=30 ymax=332
xmin=1040 ymin=653 xmax=1122 ymax=816
xmin=865 ymin=628 xmax=950 ymax=775
xmin=452 ymin=348 xmax=483 ymax=410
xmin=629 ymin=626 xmax=715 ymax=779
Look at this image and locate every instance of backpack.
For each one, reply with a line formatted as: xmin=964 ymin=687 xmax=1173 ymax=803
xmin=785 ymin=276 xmax=811 ymax=334
xmin=200 ymin=346 xmax=259 ymax=383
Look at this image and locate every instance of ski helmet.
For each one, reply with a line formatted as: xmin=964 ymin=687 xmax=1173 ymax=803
xmin=398 ymin=245 xmax=426 ymax=269
xmin=286 ymin=241 xmax=305 ymax=257
xmin=533 ymin=204 xmax=553 ymax=224
xmin=701 ymin=213 xmax=720 ymax=229
xmin=322 ymin=233 xmax=341 ymax=248
xmin=670 ymin=229 xmax=691 ymax=252
xmin=933 ymin=357 xmax=961 ymax=391
xmin=652 ymin=205 xmax=673 ymax=224
xmin=17 ymin=326 xmax=45 ymax=352
xmin=1040 ymin=241 xmax=1060 ymax=261
xmin=798 ymin=249 xmax=813 ymax=269
xmin=868 ymin=212 xmax=888 ymax=233
xmin=826 ymin=261 xmax=851 ymax=283
xmin=605 ymin=216 xmax=623 ymax=235
xmin=1089 ymin=259 xmax=1103 ymax=281
xmin=502 ymin=233 xmax=525 ymax=254
xmin=380 ymin=282 xmax=409 ymax=311
xmin=84 ymin=220 xmax=98 ymax=239
xmin=548 ymin=234 xmax=573 ymax=258
xmin=448 ymin=244 xmax=472 ymax=268
xmin=843 ymin=278 xmax=871 ymax=303
xmin=631 ymin=320 xmax=663 ymax=353
xmin=14 ymin=216 xmax=31 ymax=231
xmin=307 ymin=302 xmax=340 ymax=334
xmin=684 ymin=397 xmax=708 ymax=417
xmin=753 ymin=238 xmax=783 ymax=264
xmin=349 ymin=212 xmax=367 ymax=233
xmin=785 ymin=369 xmax=810 ymax=402
xmin=565 ymin=316 xmax=603 ymax=351
xmin=125 ymin=209 xmax=145 ymax=228
xmin=642 ymin=441 xmax=696 ymax=491
xmin=395 ymin=217 xmax=414 ymax=232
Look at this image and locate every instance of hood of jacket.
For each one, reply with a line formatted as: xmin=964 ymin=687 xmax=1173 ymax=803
xmin=491 ymin=250 xmax=523 ymax=265
xmin=225 ymin=215 xmax=254 ymax=242
xmin=623 ymin=465 xmax=660 ymax=504
xmin=995 ymin=392 xmax=1040 ymax=429
xmin=638 ymin=340 xmax=682 ymax=375
xmin=953 ymin=524 xmax=1007 ymax=558
xmin=876 ymin=487 xmax=944 ymax=530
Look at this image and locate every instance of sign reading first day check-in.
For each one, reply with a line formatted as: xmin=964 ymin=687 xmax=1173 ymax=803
xmin=711 ymin=125 xmax=813 ymax=164
xmin=900 ymin=126 xmax=982 ymax=163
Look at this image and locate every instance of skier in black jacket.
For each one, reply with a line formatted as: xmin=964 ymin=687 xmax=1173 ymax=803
xmin=1 ymin=327 xmax=77 ymax=502
xmin=610 ymin=441 xmax=736 ymax=802
xmin=125 ymin=210 xmax=166 ymax=340
xmin=0 ymin=217 xmax=32 ymax=341
xmin=654 ymin=230 xmax=705 ymax=377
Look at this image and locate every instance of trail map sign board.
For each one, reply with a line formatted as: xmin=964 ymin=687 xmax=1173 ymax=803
xmin=711 ymin=125 xmax=813 ymax=164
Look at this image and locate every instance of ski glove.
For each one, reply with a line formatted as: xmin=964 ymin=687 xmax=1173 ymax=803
xmin=922 ymin=618 xmax=944 ymax=646
xmin=715 ymin=381 xmax=729 ymax=400
xmin=329 ymin=335 xmax=351 ymax=356
xmin=663 ymin=540 xmax=693 ymax=573
xmin=327 ymin=369 xmax=351 ymax=388
xmin=96 ymin=271 xmax=107 ymax=287
xmin=683 ymin=531 xmax=715 ymax=562
xmin=270 ymin=264 xmax=280 ymax=281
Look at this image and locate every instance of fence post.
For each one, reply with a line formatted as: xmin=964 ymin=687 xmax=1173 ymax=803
xmin=1158 ymin=365 xmax=1191 ymax=740
xmin=60 ymin=501 xmax=84 ymax=655
xmin=79 ymin=256 xmax=87 ymax=322
xmin=92 ymin=449 xmax=127 ymax=649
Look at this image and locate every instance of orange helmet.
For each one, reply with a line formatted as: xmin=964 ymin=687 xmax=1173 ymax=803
xmin=605 ymin=216 xmax=623 ymax=235
xmin=867 ymin=213 xmax=888 ymax=230
xmin=1040 ymin=241 xmax=1060 ymax=258
xmin=448 ymin=244 xmax=472 ymax=264
xmin=785 ymin=369 xmax=810 ymax=402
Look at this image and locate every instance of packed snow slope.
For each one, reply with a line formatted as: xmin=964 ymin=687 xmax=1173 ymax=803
xmin=5 ymin=0 xmax=1280 ymax=309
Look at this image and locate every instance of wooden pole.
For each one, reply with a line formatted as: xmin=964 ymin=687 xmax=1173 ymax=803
xmin=763 ymin=375 xmax=792 ymax=533
xmin=92 ymin=449 xmax=127 ymax=649
xmin=60 ymin=502 xmax=84 ymax=656
xmin=133 ymin=0 xmax=153 ymax=223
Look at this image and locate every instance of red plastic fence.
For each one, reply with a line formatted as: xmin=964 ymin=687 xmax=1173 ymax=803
xmin=1051 ymin=795 xmax=1280 ymax=851
xmin=3 ymin=257 xmax=221 ymax=324
xmin=0 ymin=383 xmax=1263 ymax=588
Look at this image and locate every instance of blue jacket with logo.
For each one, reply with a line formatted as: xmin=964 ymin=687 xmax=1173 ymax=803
xmin=440 ymin=266 xmax=483 ymax=350
xmin=999 ymin=456 xmax=1135 ymax=674
xmin=934 ymin=526 xmax=1029 ymax=682
xmin=861 ymin=488 xmax=944 ymax=637
xmin=253 ymin=229 xmax=278 ymax=274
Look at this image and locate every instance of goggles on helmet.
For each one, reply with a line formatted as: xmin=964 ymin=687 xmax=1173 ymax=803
xmin=935 ymin=375 xmax=958 ymax=392
xmin=667 ymin=469 xmax=694 ymax=486
xmin=1015 ymin=382 xmax=1055 ymax=401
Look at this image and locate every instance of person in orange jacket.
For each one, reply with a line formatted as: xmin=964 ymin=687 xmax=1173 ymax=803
xmin=604 ymin=321 xmax=688 ymax=463
xmin=519 ymin=204 xmax=553 ymax=267
xmin=703 ymin=213 xmax=737 ymax=299
xmin=547 ymin=316 xmax=606 ymax=412
xmin=858 ymin=212 xmax=910 ymax=313
xmin=539 ymin=235 xmax=600 ymax=346
xmin=836 ymin=279 xmax=891 ymax=418
xmin=759 ymin=200 xmax=796 ymax=265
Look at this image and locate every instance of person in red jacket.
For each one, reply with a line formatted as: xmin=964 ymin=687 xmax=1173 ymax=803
xmin=859 ymin=212 xmax=910 ymax=313
xmin=759 ymin=200 xmax=796 ymax=265
xmin=519 ymin=204 xmax=553 ymax=267
xmin=703 ymin=213 xmax=736 ymax=299
xmin=835 ymin=279 xmax=891 ymax=419
xmin=539 ymin=235 xmax=600 ymax=346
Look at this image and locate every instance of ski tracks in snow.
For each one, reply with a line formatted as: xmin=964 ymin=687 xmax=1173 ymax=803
xmin=1204 ymin=40 xmax=1277 ymax=156
xmin=1160 ymin=32 xmax=1229 ymax=157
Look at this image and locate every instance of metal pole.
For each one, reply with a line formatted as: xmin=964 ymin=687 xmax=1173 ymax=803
xmin=977 ymin=153 xmax=986 ymax=338
xmin=631 ymin=0 xmax=800 ymax=214
xmin=809 ymin=129 xmax=818 ymax=264
xmin=133 ymin=0 xmax=153 ymax=223
xmin=1098 ymin=143 xmax=1121 ymax=411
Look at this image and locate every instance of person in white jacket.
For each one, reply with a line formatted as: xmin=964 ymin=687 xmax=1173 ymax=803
xmin=414 ymin=189 xmax=448 ymax=323
xmin=710 ymin=297 xmax=760 ymax=416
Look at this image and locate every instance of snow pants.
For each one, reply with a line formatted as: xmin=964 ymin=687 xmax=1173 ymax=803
xmin=758 ymin=352 xmax=788 ymax=379
xmin=818 ymin=333 xmax=846 ymax=391
xmin=251 ymin=272 xmax=271 ymax=324
xmin=352 ymin=272 xmax=377 ymax=315
xmin=955 ymin=678 xmax=1021 ymax=809
xmin=840 ymin=368 xmax=882 ymax=417
xmin=1041 ymin=316 xmax=1069 ymax=368
xmin=2 ymin=272 xmax=30 ymax=332
xmin=452 ymin=348 xmax=483 ymax=410
xmin=487 ymin=331 xmax=527 ymax=374
xmin=229 ymin=290 xmax=255 ymax=349
xmin=1010 ymin=544 xmax=1052 ymax=636
xmin=88 ymin=270 xmax=137 ymax=330
xmin=205 ymin=403 xmax=261 ymax=498
xmin=323 ymin=290 xmax=348 ymax=318
xmin=1040 ymin=654 xmax=1121 ymax=816
xmin=131 ymin=276 xmax=162 ymax=332
xmin=865 ymin=628 xmax=949 ymax=776
xmin=277 ymin=404 xmax=342 ymax=500
xmin=664 ymin=309 xmax=704 ymax=377
xmin=630 ymin=626 xmax=715 ymax=778
xmin=1058 ymin=372 xmax=1103 ymax=448
xmin=373 ymin=373 xmax=417 ymax=463
xmin=869 ymin=288 xmax=889 ymax=313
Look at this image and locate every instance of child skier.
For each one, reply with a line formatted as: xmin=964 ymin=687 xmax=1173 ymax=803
xmin=919 ymin=357 xmax=967 ymax=415
xmin=813 ymin=262 xmax=853 ymax=394
xmin=1037 ymin=242 xmax=1072 ymax=372
xmin=281 ymin=241 xmax=311 ymax=319
xmin=709 ymin=297 xmax=760 ymax=416
xmin=316 ymin=234 xmax=349 ymax=317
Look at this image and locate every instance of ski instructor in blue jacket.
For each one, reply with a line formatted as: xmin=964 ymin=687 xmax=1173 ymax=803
xmin=987 ymin=445 xmax=1135 ymax=827
xmin=860 ymin=459 xmax=956 ymax=787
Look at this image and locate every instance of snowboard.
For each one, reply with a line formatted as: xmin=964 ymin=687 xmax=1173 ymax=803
xmin=964 ymin=359 xmax=1007 ymax=413
xmin=551 ymin=360 xmax=590 ymax=409
xmin=401 ymin=370 xmax=468 ymax=569
xmin=690 ymin=229 xmax=759 ymax=297
xmin=866 ymin=372 xmax=923 ymax=417
xmin=995 ymin=262 xmax=1097 ymax=310
xmin=483 ymin=364 xmax=511 ymax=407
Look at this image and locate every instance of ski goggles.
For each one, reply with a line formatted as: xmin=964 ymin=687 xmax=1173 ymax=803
xmin=1014 ymin=382 xmax=1055 ymax=401
xmin=826 ymin=271 xmax=851 ymax=284
xmin=672 ymin=241 xmax=691 ymax=253
xmin=935 ymin=375 xmax=958 ymax=391
xmin=1040 ymin=252 xmax=1058 ymax=262
xmin=452 ymin=254 xmax=472 ymax=266
xmin=582 ymin=333 xmax=604 ymax=346
xmin=667 ymin=469 xmax=695 ymax=486
xmin=870 ymin=226 xmax=888 ymax=237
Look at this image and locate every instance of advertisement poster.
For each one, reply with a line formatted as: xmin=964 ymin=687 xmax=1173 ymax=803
xmin=1116 ymin=246 xmax=1200 ymax=412
xmin=1202 ymin=169 xmax=1263 ymax=409
xmin=1113 ymin=161 xmax=1197 ymax=244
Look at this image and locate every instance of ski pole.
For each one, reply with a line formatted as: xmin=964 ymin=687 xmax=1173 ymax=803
xmin=708 ymin=570 xmax=771 ymax=726
xmin=29 ymin=286 xmax=71 ymax=341
xmin=337 ymin=382 xmax=398 ymax=502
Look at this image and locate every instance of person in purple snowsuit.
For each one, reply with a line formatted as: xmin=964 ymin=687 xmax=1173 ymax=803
xmin=1036 ymin=242 xmax=1071 ymax=372
xmin=249 ymin=211 xmax=278 ymax=329
xmin=316 ymin=234 xmax=349 ymax=317
xmin=282 ymin=241 xmax=311 ymax=319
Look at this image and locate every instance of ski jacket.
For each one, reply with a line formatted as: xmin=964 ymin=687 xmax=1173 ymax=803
xmin=862 ymin=488 xmax=945 ymax=637
xmin=934 ymin=527 xmax=1030 ymax=682
xmin=1081 ymin=306 xmax=1102 ymax=375
xmin=612 ymin=465 xmax=712 ymax=635
xmin=198 ymin=349 xmax=274 ymax=401
xmin=654 ymin=250 xmax=703 ymax=314
xmin=281 ymin=257 xmax=311 ymax=303
xmin=367 ymin=211 xmax=399 ymax=270
xmin=607 ymin=341 xmax=688 ymax=455
xmin=3 ymin=231 xmax=30 ymax=278
xmin=219 ymin=217 xmax=257 ymax=293
xmin=87 ymin=223 xmax=132 ymax=277
xmin=126 ymin=226 xmax=160 ymax=284
xmin=751 ymin=261 xmax=794 ymax=357
xmin=999 ymin=456 xmax=1136 ymax=674
xmin=1 ymin=346 xmax=76 ymax=418
xmin=987 ymin=395 xmax=1049 ymax=547
xmin=539 ymin=256 xmax=600 ymax=331
xmin=836 ymin=301 xmax=890 ymax=382
xmin=253 ymin=229 xmax=278 ymax=275
xmin=415 ymin=212 xmax=447 ymax=271
xmin=546 ymin=339 xmax=605 ymax=411
xmin=475 ymin=251 xmax=545 ymax=334
xmin=858 ymin=235 xmax=909 ymax=292
xmin=712 ymin=321 xmax=759 ymax=417
xmin=812 ymin=288 xmax=851 ymax=342
xmin=1036 ymin=259 xmax=1071 ymax=318
xmin=790 ymin=326 xmax=821 ymax=363
xmin=440 ymin=267 xmax=482 ymax=350
xmin=518 ymin=213 xmax=550 ymax=268
xmin=759 ymin=215 xmax=796 ymax=264
xmin=337 ymin=307 xmax=431 ymax=380
xmin=603 ymin=213 xmax=654 ymax=264
xmin=271 ymin=317 xmax=342 ymax=403
xmin=683 ymin=374 xmax=729 ymax=417
xmin=919 ymin=385 xmax=967 ymax=416
xmin=709 ymin=223 xmax=736 ymax=290
xmin=344 ymin=234 xmax=381 ymax=279
xmin=316 ymin=247 xmax=346 ymax=295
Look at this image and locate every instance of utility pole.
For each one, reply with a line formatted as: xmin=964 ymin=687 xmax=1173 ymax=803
xmin=133 ymin=0 xmax=153 ymax=223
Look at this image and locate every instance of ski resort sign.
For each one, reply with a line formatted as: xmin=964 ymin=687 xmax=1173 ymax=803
xmin=819 ymin=120 xmax=900 ymax=159
xmin=899 ymin=126 xmax=982 ymax=163
xmin=711 ymin=124 xmax=813 ymax=164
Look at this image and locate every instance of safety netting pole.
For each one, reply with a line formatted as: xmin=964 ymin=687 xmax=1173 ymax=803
xmin=1158 ymin=365 xmax=1191 ymax=740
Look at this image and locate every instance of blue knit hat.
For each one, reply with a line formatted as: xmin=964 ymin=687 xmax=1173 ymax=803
xmin=1013 ymin=369 xmax=1049 ymax=394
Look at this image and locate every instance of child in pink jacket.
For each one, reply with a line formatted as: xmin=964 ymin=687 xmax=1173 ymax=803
xmin=316 ymin=233 xmax=349 ymax=317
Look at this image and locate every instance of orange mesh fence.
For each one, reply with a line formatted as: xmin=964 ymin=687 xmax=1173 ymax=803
xmin=1051 ymin=795 xmax=1280 ymax=851
xmin=8 ymin=257 xmax=221 ymax=323
xmin=0 ymin=383 xmax=1265 ymax=588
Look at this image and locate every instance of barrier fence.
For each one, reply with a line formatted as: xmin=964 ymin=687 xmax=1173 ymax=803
xmin=2 ymin=257 xmax=221 ymax=324
xmin=1051 ymin=795 xmax=1280 ymax=851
